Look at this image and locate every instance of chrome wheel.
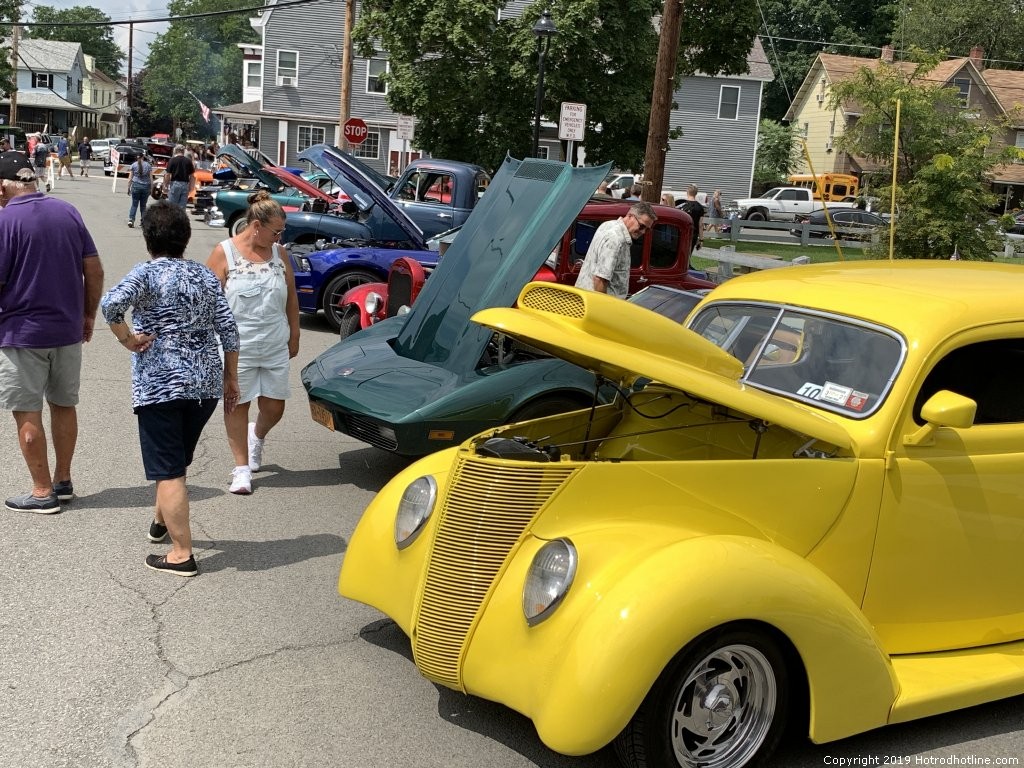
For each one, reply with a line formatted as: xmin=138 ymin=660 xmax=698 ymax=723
xmin=670 ymin=645 xmax=776 ymax=768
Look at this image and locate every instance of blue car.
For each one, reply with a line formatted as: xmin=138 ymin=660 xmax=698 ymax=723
xmin=285 ymin=145 xmax=437 ymax=331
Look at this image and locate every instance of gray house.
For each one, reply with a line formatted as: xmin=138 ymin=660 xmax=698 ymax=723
xmin=0 ymin=39 xmax=97 ymax=135
xmin=663 ymin=38 xmax=774 ymax=204
xmin=215 ymin=0 xmax=406 ymax=175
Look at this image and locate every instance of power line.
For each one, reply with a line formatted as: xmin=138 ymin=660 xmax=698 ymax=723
xmin=13 ymin=0 xmax=331 ymax=27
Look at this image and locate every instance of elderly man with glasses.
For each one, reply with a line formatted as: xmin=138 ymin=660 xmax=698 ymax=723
xmin=574 ymin=201 xmax=656 ymax=298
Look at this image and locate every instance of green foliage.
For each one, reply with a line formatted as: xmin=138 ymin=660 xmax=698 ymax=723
xmin=896 ymin=0 xmax=1024 ymax=67
xmin=758 ymin=0 xmax=898 ymax=120
xmin=141 ymin=0 xmax=257 ymax=136
xmin=753 ymin=119 xmax=800 ymax=185
xmin=832 ymin=55 xmax=1014 ymax=260
xmin=29 ymin=7 xmax=124 ymax=77
xmin=0 ymin=0 xmax=21 ymax=98
xmin=355 ymin=0 xmax=759 ymax=171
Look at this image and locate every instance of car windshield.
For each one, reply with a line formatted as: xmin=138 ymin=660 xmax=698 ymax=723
xmin=689 ymin=302 xmax=904 ymax=418
xmin=760 ymin=188 xmax=784 ymax=198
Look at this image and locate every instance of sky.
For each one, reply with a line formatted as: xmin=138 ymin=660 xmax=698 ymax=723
xmin=27 ymin=0 xmax=170 ymax=74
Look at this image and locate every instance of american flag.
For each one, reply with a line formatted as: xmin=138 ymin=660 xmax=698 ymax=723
xmin=199 ymin=100 xmax=211 ymax=123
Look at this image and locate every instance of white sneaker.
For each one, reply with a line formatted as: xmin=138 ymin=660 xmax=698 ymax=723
xmin=247 ymin=422 xmax=264 ymax=471
xmin=229 ymin=466 xmax=252 ymax=495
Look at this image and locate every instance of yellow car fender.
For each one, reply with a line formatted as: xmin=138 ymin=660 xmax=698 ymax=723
xmin=338 ymin=448 xmax=457 ymax=635
xmin=462 ymin=532 xmax=898 ymax=755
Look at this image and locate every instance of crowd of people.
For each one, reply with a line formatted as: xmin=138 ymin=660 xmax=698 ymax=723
xmin=0 ymin=149 xmax=296 ymax=579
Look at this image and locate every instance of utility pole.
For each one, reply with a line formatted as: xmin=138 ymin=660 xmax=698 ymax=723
xmin=126 ymin=22 xmax=134 ymax=137
xmin=641 ymin=0 xmax=684 ymax=204
xmin=10 ymin=11 xmax=19 ymax=127
xmin=338 ymin=0 xmax=354 ymax=149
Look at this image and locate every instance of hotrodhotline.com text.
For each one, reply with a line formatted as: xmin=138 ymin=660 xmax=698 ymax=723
xmin=824 ymin=757 xmax=1020 ymax=766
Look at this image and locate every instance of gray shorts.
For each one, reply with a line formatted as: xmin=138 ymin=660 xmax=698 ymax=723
xmin=0 ymin=345 xmax=83 ymax=411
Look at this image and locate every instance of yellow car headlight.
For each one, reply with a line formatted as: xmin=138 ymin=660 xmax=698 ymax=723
xmin=394 ymin=476 xmax=436 ymax=550
xmin=523 ymin=539 xmax=577 ymax=626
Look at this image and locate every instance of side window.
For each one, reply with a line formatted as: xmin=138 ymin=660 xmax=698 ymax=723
xmin=777 ymin=189 xmax=800 ymax=201
xmin=833 ymin=183 xmax=848 ymax=197
xmin=630 ymin=237 xmax=644 ymax=269
xmin=914 ymin=339 xmax=1024 ymax=424
xmin=572 ymin=220 xmax=601 ymax=261
xmin=650 ymin=223 xmax=681 ymax=269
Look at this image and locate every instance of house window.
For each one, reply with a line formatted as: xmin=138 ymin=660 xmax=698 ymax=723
xmin=718 ymin=85 xmax=740 ymax=120
xmin=277 ymin=50 xmax=298 ymax=86
xmin=297 ymin=125 xmax=326 ymax=153
xmin=536 ymin=145 xmax=549 ymax=160
xmin=1016 ymin=131 xmax=1024 ymax=149
xmin=246 ymin=61 xmax=262 ymax=89
xmin=953 ymin=77 xmax=971 ymax=107
xmin=353 ymin=129 xmax=380 ymax=159
xmin=34 ymin=73 xmax=53 ymax=89
xmin=367 ymin=59 xmax=388 ymax=95
xmin=66 ymin=75 xmax=72 ymax=91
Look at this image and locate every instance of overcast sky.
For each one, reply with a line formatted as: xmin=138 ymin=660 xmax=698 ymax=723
xmin=27 ymin=0 xmax=170 ymax=74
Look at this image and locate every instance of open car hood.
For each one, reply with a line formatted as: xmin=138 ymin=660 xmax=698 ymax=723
xmin=298 ymin=144 xmax=426 ymax=249
xmin=264 ymin=166 xmax=335 ymax=202
xmin=473 ymin=284 xmax=854 ymax=450
xmin=393 ymin=157 xmax=609 ymax=376
xmin=216 ymin=144 xmax=281 ymax=191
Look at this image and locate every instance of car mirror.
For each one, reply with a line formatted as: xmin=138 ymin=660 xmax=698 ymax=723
xmin=904 ymin=390 xmax=977 ymax=447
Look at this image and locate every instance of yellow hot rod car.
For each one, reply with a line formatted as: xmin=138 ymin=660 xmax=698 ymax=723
xmin=340 ymin=260 xmax=1024 ymax=768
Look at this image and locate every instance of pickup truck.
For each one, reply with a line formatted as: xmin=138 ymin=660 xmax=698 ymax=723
xmin=732 ymin=186 xmax=857 ymax=222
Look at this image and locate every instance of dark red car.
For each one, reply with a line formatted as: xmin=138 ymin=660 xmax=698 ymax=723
xmin=336 ymin=198 xmax=713 ymax=337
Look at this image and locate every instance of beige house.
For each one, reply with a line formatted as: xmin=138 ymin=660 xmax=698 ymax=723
xmin=785 ymin=46 xmax=1024 ymax=207
xmin=82 ymin=55 xmax=126 ymax=139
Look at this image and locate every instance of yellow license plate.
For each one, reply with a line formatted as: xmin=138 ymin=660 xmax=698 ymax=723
xmin=309 ymin=401 xmax=335 ymax=431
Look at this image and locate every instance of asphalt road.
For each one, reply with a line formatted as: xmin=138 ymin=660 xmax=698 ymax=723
xmin=1 ymin=169 xmax=1022 ymax=768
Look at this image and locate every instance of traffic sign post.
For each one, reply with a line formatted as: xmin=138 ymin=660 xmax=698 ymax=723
xmin=343 ymin=117 xmax=368 ymax=146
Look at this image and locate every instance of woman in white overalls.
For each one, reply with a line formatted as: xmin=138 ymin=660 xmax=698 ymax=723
xmin=206 ymin=190 xmax=300 ymax=494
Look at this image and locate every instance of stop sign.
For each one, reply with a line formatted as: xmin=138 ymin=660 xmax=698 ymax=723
xmin=343 ymin=117 xmax=368 ymax=145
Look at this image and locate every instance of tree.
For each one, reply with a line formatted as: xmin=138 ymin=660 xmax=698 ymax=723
xmin=355 ymin=0 xmax=761 ymax=172
xmin=141 ymin=0 xmax=257 ymax=136
xmin=757 ymin=0 xmax=898 ymax=121
xmin=830 ymin=54 xmax=1016 ymax=259
xmin=0 ymin=0 xmax=21 ymax=99
xmin=29 ymin=7 xmax=124 ymax=77
xmin=895 ymin=0 xmax=1024 ymax=68
xmin=753 ymin=119 xmax=800 ymax=186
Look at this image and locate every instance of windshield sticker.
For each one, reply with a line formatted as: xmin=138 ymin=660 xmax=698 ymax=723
xmin=818 ymin=381 xmax=853 ymax=406
xmin=799 ymin=381 xmax=870 ymax=411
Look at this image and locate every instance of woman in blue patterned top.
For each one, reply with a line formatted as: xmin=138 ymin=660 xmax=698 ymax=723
xmin=101 ymin=201 xmax=241 ymax=577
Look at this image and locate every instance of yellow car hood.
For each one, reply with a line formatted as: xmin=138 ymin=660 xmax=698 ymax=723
xmin=473 ymin=282 xmax=853 ymax=450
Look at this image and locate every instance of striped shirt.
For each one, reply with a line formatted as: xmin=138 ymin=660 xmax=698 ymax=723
xmin=101 ymin=258 xmax=240 ymax=408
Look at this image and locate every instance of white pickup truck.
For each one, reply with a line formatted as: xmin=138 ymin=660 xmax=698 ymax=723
xmin=732 ymin=186 xmax=857 ymax=222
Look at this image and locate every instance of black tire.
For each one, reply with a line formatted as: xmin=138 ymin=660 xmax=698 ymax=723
xmin=745 ymin=209 xmax=767 ymax=222
xmin=228 ymin=215 xmax=248 ymax=237
xmin=321 ymin=269 xmax=378 ymax=332
xmin=511 ymin=394 xmax=588 ymax=422
xmin=614 ymin=627 xmax=791 ymax=768
xmin=337 ymin=306 xmax=363 ymax=339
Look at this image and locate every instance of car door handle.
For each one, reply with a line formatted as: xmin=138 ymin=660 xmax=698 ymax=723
xmin=438 ymin=213 xmax=452 ymax=219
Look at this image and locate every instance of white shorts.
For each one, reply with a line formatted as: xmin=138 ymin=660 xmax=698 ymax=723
xmin=237 ymin=350 xmax=291 ymax=403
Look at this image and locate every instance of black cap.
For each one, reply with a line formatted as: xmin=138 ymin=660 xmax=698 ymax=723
xmin=0 ymin=151 xmax=36 ymax=181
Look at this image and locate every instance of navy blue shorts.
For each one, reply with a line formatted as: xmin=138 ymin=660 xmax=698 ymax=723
xmin=136 ymin=398 xmax=218 ymax=481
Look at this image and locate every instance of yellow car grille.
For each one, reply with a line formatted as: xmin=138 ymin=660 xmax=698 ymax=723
xmin=412 ymin=455 xmax=577 ymax=689
xmin=519 ymin=284 xmax=586 ymax=318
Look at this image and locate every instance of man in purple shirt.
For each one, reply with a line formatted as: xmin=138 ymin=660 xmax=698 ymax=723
xmin=0 ymin=151 xmax=104 ymax=513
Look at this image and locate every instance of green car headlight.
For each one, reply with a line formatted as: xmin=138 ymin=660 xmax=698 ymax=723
xmin=394 ymin=476 xmax=437 ymax=550
xmin=523 ymin=539 xmax=577 ymax=626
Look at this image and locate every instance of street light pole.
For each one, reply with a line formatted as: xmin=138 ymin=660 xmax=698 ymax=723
xmin=531 ymin=9 xmax=558 ymax=158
